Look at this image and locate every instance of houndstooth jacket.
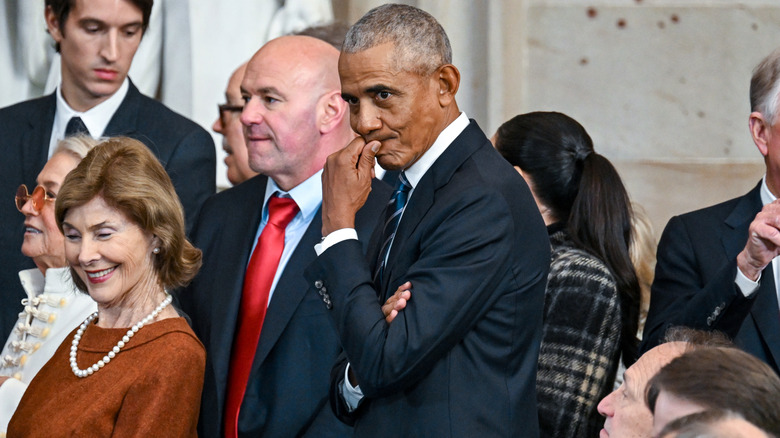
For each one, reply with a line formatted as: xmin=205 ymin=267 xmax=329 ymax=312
xmin=536 ymin=227 xmax=622 ymax=438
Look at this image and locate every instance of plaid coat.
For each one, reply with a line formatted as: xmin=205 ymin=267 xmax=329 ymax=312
xmin=537 ymin=228 xmax=622 ymax=438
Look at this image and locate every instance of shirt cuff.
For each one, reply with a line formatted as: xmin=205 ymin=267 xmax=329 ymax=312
xmin=314 ymin=228 xmax=358 ymax=256
xmin=339 ymin=363 xmax=364 ymax=412
xmin=735 ymin=267 xmax=761 ymax=297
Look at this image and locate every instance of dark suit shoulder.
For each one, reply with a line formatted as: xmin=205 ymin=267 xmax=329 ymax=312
xmin=132 ymin=92 xmax=208 ymax=134
xmin=195 ymin=176 xmax=267 ymax=224
xmin=0 ymin=94 xmax=54 ymax=126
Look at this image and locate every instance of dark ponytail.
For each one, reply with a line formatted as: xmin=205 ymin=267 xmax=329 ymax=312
xmin=570 ymin=153 xmax=640 ymax=366
xmin=495 ymin=111 xmax=640 ymax=366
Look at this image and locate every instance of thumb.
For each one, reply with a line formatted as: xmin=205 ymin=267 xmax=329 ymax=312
xmin=358 ymin=140 xmax=380 ymax=175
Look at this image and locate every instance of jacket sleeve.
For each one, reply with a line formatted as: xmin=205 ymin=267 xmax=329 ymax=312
xmin=641 ymin=214 xmax=755 ymax=352
xmin=306 ymin=188 xmax=519 ymax=397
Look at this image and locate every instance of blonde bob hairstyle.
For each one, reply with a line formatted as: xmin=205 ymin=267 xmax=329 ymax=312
xmin=55 ymin=136 xmax=202 ymax=291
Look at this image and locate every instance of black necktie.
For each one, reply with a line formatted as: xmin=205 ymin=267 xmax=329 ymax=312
xmin=374 ymin=172 xmax=412 ymax=283
xmin=65 ymin=116 xmax=90 ymax=137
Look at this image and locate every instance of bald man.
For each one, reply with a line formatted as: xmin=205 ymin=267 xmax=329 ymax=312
xmin=179 ymin=36 xmax=390 ymax=438
xmin=597 ymin=329 xmax=734 ymax=438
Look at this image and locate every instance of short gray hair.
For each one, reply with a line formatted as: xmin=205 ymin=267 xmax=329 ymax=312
xmin=343 ymin=3 xmax=452 ymax=75
xmin=751 ymin=48 xmax=780 ymax=126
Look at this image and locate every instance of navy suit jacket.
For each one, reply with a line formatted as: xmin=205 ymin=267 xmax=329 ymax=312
xmin=179 ymin=174 xmax=390 ymax=437
xmin=0 ymin=80 xmax=215 ymax=342
xmin=305 ymin=121 xmax=550 ymax=437
xmin=642 ymin=182 xmax=780 ymax=373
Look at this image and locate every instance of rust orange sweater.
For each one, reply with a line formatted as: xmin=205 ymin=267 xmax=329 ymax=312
xmin=8 ymin=317 xmax=205 ymax=437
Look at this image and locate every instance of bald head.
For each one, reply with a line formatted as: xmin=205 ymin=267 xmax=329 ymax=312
xmin=239 ymin=35 xmax=351 ymax=191
xmin=598 ymin=342 xmax=688 ymax=438
xmin=244 ymin=36 xmax=341 ymax=100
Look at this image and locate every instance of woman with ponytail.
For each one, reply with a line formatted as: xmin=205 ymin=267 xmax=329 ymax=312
xmin=493 ymin=112 xmax=640 ymax=438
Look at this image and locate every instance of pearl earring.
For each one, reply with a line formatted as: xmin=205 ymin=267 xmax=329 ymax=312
xmin=153 ymin=247 xmax=160 ymax=254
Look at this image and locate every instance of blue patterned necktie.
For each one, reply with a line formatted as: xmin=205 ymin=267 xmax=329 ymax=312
xmin=374 ymin=172 xmax=412 ymax=283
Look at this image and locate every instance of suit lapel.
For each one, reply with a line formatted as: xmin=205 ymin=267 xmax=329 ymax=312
xmin=21 ymin=94 xmax=56 ymax=183
xmin=103 ymin=81 xmax=155 ymax=151
xmin=381 ymin=121 xmax=487 ymax=297
xmin=750 ymin=271 xmax=780 ymax=366
xmin=252 ymin=208 xmax=323 ymax=367
xmin=723 ymin=182 xmax=780 ymax=367
xmin=208 ymin=177 xmax=268 ymax=391
xmin=722 ymin=183 xmax=761 ymax=259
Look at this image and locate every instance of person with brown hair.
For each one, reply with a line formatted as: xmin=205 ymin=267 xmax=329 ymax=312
xmin=658 ymin=410 xmax=775 ymax=438
xmin=0 ymin=0 xmax=216 ymax=346
xmin=8 ymin=137 xmax=205 ymax=436
xmin=646 ymin=347 xmax=780 ymax=436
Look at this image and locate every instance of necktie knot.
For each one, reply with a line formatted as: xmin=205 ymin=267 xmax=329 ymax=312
xmin=395 ymin=172 xmax=411 ymax=194
xmin=266 ymin=196 xmax=299 ymax=229
xmin=65 ymin=116 xmax=90 ymax=137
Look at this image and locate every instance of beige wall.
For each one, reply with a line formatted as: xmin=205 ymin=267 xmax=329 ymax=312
xmin=335 ymin=0 xmax=780 ymax=240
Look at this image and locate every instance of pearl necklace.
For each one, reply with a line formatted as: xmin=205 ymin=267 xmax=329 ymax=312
xmin=69 ymin=293 xmax=173 ymax=378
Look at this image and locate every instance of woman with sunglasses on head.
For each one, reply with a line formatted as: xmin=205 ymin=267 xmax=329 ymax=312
xmin=0 ymin=135 xmax=99 ymax=434
xmin=8 ymin=137 xmax=205 ymax=437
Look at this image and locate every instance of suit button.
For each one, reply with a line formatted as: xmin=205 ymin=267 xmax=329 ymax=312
xmin=707 ymin=316 xmax=713 ymax=326
xmin=314 ymin=280 xmax=323 ymax=289
xmin=320 ymin=286 xmax=327 ymax=294
xmin=322 ymin=294 xmax=332 ymax=310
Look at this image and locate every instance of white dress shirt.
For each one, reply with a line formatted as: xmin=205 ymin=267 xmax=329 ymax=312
xmin=48 ymin=78 xmax=129 ymax=158
xmin=251 ymin=171 xmax=323 ymax=306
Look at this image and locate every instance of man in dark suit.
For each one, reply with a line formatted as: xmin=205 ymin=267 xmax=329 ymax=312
xmin=0 ymin=0 xmax=215 ymax=342
xmin=178 ymin=35 xmax=389 ymax=437
xmin=305 ymin=4 xmax=550 ymax=437
xmin=642 ymin=48 xmax=780 ymax=373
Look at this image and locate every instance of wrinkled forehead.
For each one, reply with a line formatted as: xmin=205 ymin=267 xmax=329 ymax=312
xmin=628 ymin=342 xmax=688 ymax=394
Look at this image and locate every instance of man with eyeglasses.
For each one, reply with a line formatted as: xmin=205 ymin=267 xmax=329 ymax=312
xmin=0 ymin=0 xmax=215 ymax=342
xmin=214 ymin=61 xmax=258 ymax=186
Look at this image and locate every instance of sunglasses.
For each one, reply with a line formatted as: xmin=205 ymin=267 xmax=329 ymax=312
xmin=218 ymin=103 xmax=244 ymax=127
xmin=15 ymin=184 xmax=55 ymax=213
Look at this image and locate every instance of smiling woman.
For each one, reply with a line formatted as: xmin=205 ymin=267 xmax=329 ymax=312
xmin=7 ymin=137 xmax=205 ymax=437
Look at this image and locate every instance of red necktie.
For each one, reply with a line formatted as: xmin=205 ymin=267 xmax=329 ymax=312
xmin=224 ymin=195 xmax=299 ymax=438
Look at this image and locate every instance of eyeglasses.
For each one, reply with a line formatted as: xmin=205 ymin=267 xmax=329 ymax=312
xmin=218 ymin=103 xmax=244 ymax=127
xmin=15 ymin=184 xmax=55 ymax=213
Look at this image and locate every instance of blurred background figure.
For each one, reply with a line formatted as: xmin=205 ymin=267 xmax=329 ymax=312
xmin=646 ymin=347 xmax=780 ymax=437
xmin=294 ymin=21 xmax=351 ymax=51
xmin=630 ymin=203 xmax=656 ymax=335
xmin=494 ymin=111 xmax=640 ymax=437
xmin=214 ymin=61 xmax=257 ymax=186
xmin=0 ymin=135 xmax=98 ymax=435
xmin=8 ymin=137 xmax=205 ymax=436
